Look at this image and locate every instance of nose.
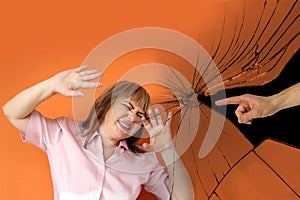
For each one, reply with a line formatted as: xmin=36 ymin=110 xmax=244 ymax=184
xmin=127 ymin=110 xmax=140 ymax=123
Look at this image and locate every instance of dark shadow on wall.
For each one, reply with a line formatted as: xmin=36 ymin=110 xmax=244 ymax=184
xmin=212 ymin=48 xmax=300 ymax=148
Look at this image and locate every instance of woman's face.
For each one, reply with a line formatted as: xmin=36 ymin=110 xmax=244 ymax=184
xmin=100 ymin=98 xmax=147 ymax=143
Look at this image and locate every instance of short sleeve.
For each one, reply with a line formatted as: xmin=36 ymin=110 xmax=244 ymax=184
xmin=143 ymin=166 xmax=170 ymax=200
xmin=21 ymin=110 xmax=63 ymax=152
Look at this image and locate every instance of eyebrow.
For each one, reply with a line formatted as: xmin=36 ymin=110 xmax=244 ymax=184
xmin=125 ymin=101 xmax=146 ymax=116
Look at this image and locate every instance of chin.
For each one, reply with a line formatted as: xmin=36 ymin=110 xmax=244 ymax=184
xmin=120 ymin=129 xmax=139 ymax=139
xmin=115 ymin=120 xmax=139 ymax=137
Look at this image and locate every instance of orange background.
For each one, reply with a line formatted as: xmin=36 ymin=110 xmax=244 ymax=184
xmin=0 ymin=0 xmax=216 ymax=199
xmin=1 ymin=0 xmax=299 ymax=200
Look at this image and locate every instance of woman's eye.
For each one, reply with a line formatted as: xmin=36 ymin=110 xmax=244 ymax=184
xmin=121 ymin=104 xmax=131 ymax=110
xmin=137 ymin=114 xmax=143 ymax=119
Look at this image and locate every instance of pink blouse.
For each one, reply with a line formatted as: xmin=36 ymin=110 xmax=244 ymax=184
xmin=21 ymin=111 xmax=170 ymax=200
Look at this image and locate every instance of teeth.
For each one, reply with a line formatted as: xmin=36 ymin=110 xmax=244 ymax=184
xmin=119 ymin=121 xmax=129 ymax=129
xmin=117 ymin=119 xmax=132 ymax=133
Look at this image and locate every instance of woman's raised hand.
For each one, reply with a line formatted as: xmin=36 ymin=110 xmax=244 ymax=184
xmin=141 ymin=106 xmax=173 ymax=152
xmin=2 ymin=65 xmax=103 ymax=134
xmin=51 ymin=65 xmax=103 ymax=97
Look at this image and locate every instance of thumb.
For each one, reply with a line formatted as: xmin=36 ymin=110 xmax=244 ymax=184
xmin=142 ymin=143 xmax=154 ymax=152
xmin=239 ymin=110 xmax=258 ymax=124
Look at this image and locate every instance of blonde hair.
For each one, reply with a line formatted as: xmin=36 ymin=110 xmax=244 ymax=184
xmin=81 ymin=81 xmax=150 ymax=153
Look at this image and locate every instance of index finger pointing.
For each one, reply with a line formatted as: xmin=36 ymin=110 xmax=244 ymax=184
xmin=215 ymin=96 xmax=244 ymax=106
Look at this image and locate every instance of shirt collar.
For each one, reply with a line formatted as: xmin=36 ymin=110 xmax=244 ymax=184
xmin=80 ymin=130 xmax=99 ymax=147
xmin=80 ymin=130 xmax=129 ymax=152
xmin=118 ymin=140 xmax=129 ymax=151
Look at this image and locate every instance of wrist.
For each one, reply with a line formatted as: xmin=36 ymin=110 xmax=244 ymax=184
xmin=38 ymin=77 xmax=57 ymax=98
xmin=160 ymin=144 xmax=179 ymax=166
xmin=46 ymin=76 xmax=60 ymax=95
xmin=270 ymin=91 xmax=287 ymax=114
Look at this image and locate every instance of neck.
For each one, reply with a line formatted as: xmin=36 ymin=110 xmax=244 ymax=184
xmin=98 ymin=128 xmax=119 ymax=161
xmin=98 ymin=127 xmax=119 ymax=147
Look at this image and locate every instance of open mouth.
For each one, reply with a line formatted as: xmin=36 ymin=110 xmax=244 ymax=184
xmin=116 ymin=119 xmax=133 ymax=133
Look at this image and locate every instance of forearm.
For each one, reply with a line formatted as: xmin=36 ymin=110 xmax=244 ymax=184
xmin=3 ymin=78 xmax=55 ymax=120
xmin=271 ymin=82 xmax=300 ymax=113
xmin=161 ymin=145 xmax=194 ymax=200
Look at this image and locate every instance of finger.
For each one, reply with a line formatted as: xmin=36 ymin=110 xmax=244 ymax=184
xmin=81 ymin=72 xmax=103 ymax=81
xmin=245 ymin=120 xmax=252 ymax=125
xmin=242 ymin=110 xmax=258 ymax=123
xmin=235 ymin=104 xmax=248 ymax=116
xmin=235 ymin=105 xmax=248 ymax=122
xmin=215 ymin=96 xmax=244 ymax=106
xmin=154 ymin=108 xmax=163 ymax=125
xmin=141 ymin=115 xmax=152 ymax=131
xmin=142 ymin=119 xmax=152 ymax=131
xmin=80 ymin=82 xmax=103 ymax=89
xmin=148 ymin=109 xmax=156 ymax=126
xmin=75 ymin=65 xmax=88 ymax=73
xmin=235 ymin=102 xmax=256 ymax=124
xmin=79 ymin=69 xmax=101 ymax=76
xmin=238 ymin=115 xmax=251 ymax=124
xmin=166 ymin=112 xmax=172 ymax=127
xmin=237 ymin=112 xmax=254 ymax=124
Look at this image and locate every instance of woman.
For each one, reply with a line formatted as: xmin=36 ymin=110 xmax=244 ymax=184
xmin=3 ymin=66 xmax=193 ymax=200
